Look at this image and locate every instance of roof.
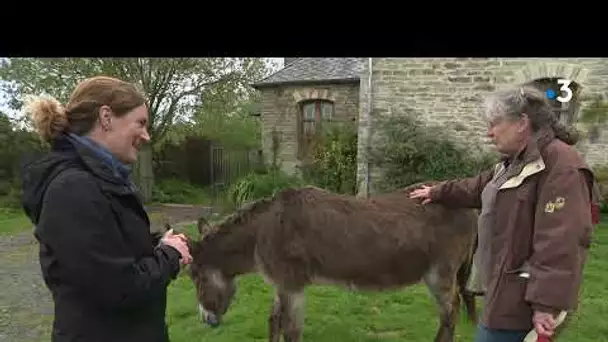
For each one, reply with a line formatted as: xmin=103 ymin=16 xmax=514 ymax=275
xmin=251 ymin=58 xmax=363 ymax=88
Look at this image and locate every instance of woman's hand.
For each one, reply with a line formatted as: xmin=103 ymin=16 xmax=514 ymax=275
xmin=533 ymin=311 xmax=558 ymax=338
xmin=161 ymin=229 xmax=193 ymax=265
xmin=409 ymin=185 xmax=434 ymax=204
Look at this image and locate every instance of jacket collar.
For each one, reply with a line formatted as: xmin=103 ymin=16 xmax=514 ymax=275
xmin=52 ymin=134 xmax=138 ymax=197
xmin=501 ymin=127 xmax=555 ymax=178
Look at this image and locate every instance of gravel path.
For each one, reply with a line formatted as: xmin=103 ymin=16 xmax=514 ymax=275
xmin=0 ymin=204 xmax=213 ymax=342
xmin=0 ymin=231 xmax=52 ymax=342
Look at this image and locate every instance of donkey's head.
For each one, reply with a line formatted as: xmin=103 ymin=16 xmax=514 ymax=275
xmin=187 ymin=216 xmax=237 ymax=327
xmin=188 ymin=198 xmax=274 ymax=327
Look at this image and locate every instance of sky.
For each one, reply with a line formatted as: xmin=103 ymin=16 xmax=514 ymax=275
xmin=268 ymin=57 xmax=284 ymax=69
xmin=0 ymin=57 xmax=286 ymax=120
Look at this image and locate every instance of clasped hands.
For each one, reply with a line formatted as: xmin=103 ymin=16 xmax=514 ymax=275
xmin=161 ymin=229 xmax=193 ymax=265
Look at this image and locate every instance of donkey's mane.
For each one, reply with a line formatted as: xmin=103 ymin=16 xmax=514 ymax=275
xmin=200 ymin=194 xmax=275 ymax=242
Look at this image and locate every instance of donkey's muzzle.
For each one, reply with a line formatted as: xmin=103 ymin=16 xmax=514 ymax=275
xmin=205 ymin=313 xmax=220 ymax=327
xmin=199 ymin=304 xmax=221 ymax=327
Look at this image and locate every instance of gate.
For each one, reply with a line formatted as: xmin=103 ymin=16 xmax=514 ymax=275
xmin=209 ymin=142 xmax=254 ymax=206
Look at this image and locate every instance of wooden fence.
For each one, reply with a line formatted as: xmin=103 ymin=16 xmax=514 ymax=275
xmin=209 ymin=142 xmax=259 ymax=204
xmin=153 ymin=136 xmax=260 ymax=204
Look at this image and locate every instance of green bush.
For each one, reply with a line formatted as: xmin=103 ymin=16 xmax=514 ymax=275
xmin=227 ymin=169 xmax=305 ymax=208
xmin=370 ymin=112 xmax=499 ymax=192
xmin=300 ymin=122 xmax=358 ymax=195
xmin=593 ymin=165 xmax=608 ymax=213
xmin=0 ymin=113 xmax=47 ymax=209
xmin=151 ymin=178 xmax=212 ymax=205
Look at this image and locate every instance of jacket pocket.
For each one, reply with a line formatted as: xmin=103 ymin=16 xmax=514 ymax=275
xmin=494 ymin=270 xmax=533 ymax=319
xmin=504 ymin=261 xmax=532 ymax=278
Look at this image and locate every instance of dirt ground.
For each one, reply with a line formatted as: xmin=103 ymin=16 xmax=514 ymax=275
xmin=0 ymin=204 xmax=212 ymax=342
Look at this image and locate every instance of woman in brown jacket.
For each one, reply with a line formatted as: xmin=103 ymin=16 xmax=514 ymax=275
xmin=410 ymin=85 xmax=598 ymax=342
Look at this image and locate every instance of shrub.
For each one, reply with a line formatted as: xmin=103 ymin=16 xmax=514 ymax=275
xmin=151 ymin=178 xmax=212 ymax=205
xmin=370 ymin=112 xmax=499 ymax=192
xmin=593 ymin=165 xmax=608 ymax=213
xmin=0 ymin=113 xmax=48 ymax=209
xmin=300 ymin=122 xmax=358 ymax=195
xmin=227 ymin=169 xmax=305 ymax=209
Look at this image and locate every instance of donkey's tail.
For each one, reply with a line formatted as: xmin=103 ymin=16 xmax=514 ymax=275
xmin=456 ymin=237 xmax=478 ymax=325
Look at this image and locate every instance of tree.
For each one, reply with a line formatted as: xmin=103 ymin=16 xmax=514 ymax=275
xmin=160 ymin=64 xmax=266 ymax=150
xmin=0 ymin=110 xmax=47 ymax=205
xmin=0 ymin=58 xmax=273 ymax=201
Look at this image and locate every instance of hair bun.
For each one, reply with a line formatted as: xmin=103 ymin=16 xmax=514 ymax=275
xmin=23 ymin=95 xmax=68 ymax=143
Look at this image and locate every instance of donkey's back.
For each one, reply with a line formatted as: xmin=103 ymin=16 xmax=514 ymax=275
xmin=254 ymin=186 xmax=477 ymax=291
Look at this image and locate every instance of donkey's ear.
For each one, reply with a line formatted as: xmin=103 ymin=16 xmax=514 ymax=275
xmin=197 ymin=216 xmax=212 ymax=238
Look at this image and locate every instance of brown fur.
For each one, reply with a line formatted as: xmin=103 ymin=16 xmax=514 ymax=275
xmin=187 ymin=184 xmax=478 ymax=342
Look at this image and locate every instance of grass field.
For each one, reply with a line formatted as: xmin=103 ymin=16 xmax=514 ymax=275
xmin=166 ymin=218 xmax=608 ymax=342
xmin=1 ymin=211 xmax=607 ymax=341
xmin=0 ymin=208 xmax=32 ymax=236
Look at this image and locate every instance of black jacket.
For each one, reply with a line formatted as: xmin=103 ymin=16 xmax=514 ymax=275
xmin=21 ymin=135 xmax=182 ymax=342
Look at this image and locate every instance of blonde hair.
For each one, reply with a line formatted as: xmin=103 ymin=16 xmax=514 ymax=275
xmin=24 ymin=76 xmax=147 ymax=143
xmin=23 ymin=94 xmax=68 ymax=143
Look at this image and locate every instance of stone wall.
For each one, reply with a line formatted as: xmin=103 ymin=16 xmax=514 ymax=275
xmin=258 ymin=82 xmax=359 ymax=173
xmin=357 ymin=58 xmax=608 ymax=195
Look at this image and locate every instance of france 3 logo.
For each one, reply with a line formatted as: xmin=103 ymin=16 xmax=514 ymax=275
xmin=545 ymin=79 xmax=573 ymax=103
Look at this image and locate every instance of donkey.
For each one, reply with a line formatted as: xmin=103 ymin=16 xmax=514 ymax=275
xmin=186 ymin=184 xmax=479 ymax=342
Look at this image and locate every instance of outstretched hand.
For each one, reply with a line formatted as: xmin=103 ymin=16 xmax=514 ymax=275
xmin=409 ymin=185 xmax=434 ymax=205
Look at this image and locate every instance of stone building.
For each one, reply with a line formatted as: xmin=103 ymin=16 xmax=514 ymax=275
xmin=251 ymin=58 xmax=608 ymax=195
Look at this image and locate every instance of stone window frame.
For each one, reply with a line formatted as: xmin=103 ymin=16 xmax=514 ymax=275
xmin=297 ymin=99 xmax=335 ymax=160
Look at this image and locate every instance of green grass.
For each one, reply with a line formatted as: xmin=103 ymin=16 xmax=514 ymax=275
xmin=1 ymin=209 xmax=607 ymax=341
xmin=166 ymin=273 xmax=478 ymax=342
xmin=0 ymin=208 xmax=32 ymax=236
xmin=167 ymin=220 xmax=608 ymax=342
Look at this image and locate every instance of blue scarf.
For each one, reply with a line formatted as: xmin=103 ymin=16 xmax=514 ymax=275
xmin=67 ymin=133 xmax=132 ymax=184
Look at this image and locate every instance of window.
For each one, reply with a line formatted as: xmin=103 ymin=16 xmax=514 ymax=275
xmin=302 ymin=100 xmax=334 ymax=121
xmin=298 ymin=100 xmax=334 ymax=159
xmin=527 ymin=77 xmax=580 ymax=126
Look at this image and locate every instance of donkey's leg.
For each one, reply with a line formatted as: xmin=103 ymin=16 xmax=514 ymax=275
xmin=268 ymin=293 xmax=283 ymax=342
xmin=278 ymin=289 xmax=305 ymax=342
xmin=423 ymin=264 xmax=460 ymax=342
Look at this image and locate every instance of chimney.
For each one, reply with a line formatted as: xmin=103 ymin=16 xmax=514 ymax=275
xmin=284 ymin=58 xmax=297 ymax=66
